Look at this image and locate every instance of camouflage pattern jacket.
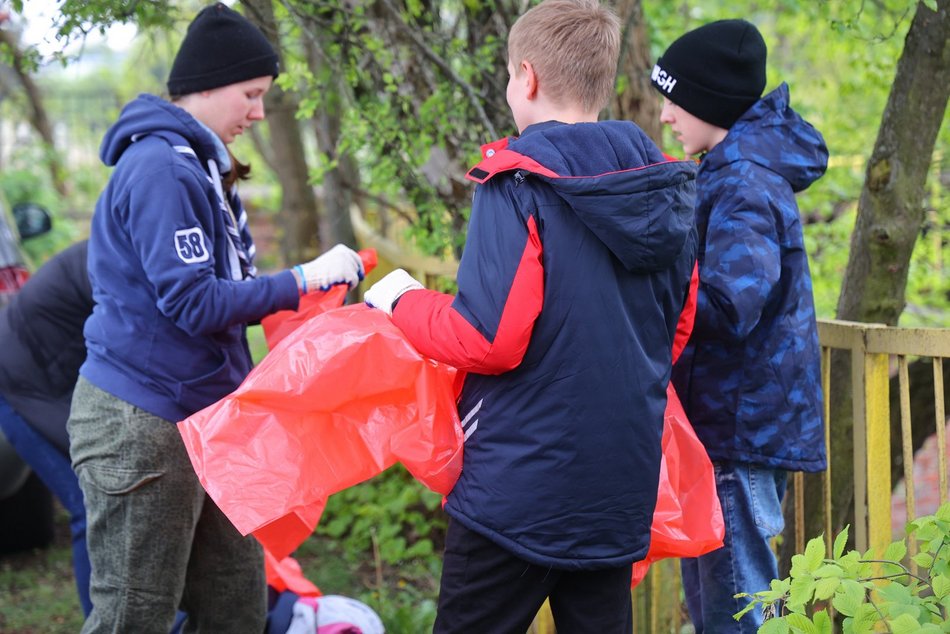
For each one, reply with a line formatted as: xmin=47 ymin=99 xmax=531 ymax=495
xmin=671 ymin=83 xmax=828 ymax=473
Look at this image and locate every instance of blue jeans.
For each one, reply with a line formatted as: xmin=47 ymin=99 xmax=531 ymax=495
xmin=0 ymin=395 xmax=92 ymax=616
xmin=681 ymin=461 xmax=787 ymax=633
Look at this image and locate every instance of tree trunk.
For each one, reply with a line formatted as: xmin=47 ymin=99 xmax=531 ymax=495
xmin=836 ymin=1 xmax=950 ymax=326
xmin=785 ymin=0 xmax=950 ymax=569
xmin=303 ymin=37 xmax=359 ymax=251
xmin=0 ymin=30 xmax=69 ymax=199
xmin=611 ymin=0 xmax=662 ymax=144
xmin=241 ymin=0 xmax=322 ymax=265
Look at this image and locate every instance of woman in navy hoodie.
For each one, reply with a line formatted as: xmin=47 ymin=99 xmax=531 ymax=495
xmin=67 ymin=5 xmax=363 ymax=632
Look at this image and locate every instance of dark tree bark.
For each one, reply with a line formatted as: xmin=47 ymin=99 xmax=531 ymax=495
xmin=611 ymin=0 xmax=662 ymax=144
xmin=241 ymin=0 xmax=322 ymax=264
xmin=303 ymin=32 xmax=359 ymax=250
xmin=0 ymin=30 xmax=69 ymax=199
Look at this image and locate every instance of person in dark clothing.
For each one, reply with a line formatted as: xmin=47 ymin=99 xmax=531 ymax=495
xmin=652 ymin=18 xmax=828 ymax=633
xmin=365 ymin=1 xmax=697 ymax=631
xmin=0 ymin=239 xmax=94 ymax=615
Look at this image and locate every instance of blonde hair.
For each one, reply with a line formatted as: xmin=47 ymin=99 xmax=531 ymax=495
xmin=508 ymin=0 xmax=620 ymax=113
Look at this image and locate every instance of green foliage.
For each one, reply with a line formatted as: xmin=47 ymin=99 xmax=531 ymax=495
xmin=317 ymin=465 xmax=446 ymax=568
xmin=312 ymin=465 xmax=445 ymax=631
xmin=738 ymin=503 xmax=950 ymax=632
xmin=0 ymin=150 xmax=80 ymax=263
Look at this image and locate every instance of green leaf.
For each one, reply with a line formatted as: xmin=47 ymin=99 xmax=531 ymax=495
xmin=852 ymin=603 xmax=881 ymax=633
xmin=814 ymin=576 xmax=841 ymax=601
xmin=758 ymin=618 xmax=790 ymax=634
xmin=933 ymin=574 xmax=950 ymax=599
xmin=786 ymin=613 xmax=820 ymax=633
xmin=788 ymin=577 xmax=817 ymax=610
xmin=814 ymin=564 xmax=845 ymax=578
xmin=770 ymin=577 xmax=792 ymax=595
xmin=878 ymin=580 xmax=914 ymax=605
xmin=734 ymin=602 xmax=759 ymax=620
xmin=839 ymin=551 xmax=863 ymax=575
xmin=790 ymin=553 xmax=811 ymax=577
xmin=935 ymin=503 xmax=950 ymax=523
xmin=832 ymin=579 xmax=866 ymax=616
xmin=804 ymin=535 xmax=826 ymax=572
xmin=888 ymin=613 xmax=925 ymax=634
xmin=834 ymin=526 xmax=850 ymax=558
xmin=884 ymin=540 xmax=908 ymax=563
xmin=914 ymin=552 xmax=935 ymax=568
xmin=915 ymin=522 xmax=940 ymax=542
xmin=812 ymin=609 xmax=833 ymax=634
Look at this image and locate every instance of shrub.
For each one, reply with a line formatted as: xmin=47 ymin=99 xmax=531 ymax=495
xmin=737 ymin=502 xmax=950 ymax=633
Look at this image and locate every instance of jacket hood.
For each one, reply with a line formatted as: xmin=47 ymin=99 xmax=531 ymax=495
xmin=472 ymin=121 xmax=697 ymax=272
xmin=704 ymin=83 xmax=828 ymax=192
xmin=99 ymin=94 xmax=219 ymax=168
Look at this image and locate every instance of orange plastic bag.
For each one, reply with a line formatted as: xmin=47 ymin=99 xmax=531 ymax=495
xmin=261 ymin=249 xmax=378 ymax=349
xmin=179 ymin=305 xmax=463 ymax=561
xmin=631 ymin=383 xmax=724 ymax=587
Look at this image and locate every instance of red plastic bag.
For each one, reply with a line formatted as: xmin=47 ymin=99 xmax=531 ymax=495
xmin=265 ymin=551 xmax=321 ymax=597
xmin=179 ymin=305 xmax=463 ymax=561
xmin=261 ymin=249 xmax=378 ymax=349
xmin=631 ymin=383 xmax=724 ymax=587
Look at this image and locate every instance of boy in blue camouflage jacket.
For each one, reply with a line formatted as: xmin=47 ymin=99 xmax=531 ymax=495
xmin=651 ymin=18 xmax=828 ymax=633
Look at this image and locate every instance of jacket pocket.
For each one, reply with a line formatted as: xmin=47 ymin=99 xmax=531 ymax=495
xmin=79 ymin=463 xmax=164 ymax=496
xmin=175 ymin=347 xmax=239 ymax=410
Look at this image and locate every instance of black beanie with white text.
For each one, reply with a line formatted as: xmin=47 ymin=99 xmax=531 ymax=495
xmin=650 ymin=19 xmax=767 ymax=129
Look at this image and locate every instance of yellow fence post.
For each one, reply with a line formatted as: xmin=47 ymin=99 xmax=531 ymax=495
xmin=864 ymin=350 xmax=891 ymax=556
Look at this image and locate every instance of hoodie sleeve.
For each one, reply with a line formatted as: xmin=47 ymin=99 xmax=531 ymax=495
xmin=392 ymin=176 xmax=543 ymax=374
xmin=692 ymin=183 xmax=782 ymax=343
xmin=123 ymin=158 xmax=299 ymax=337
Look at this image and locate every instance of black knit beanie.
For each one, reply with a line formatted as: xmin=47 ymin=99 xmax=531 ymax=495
xmin=651 ymin=19 xmax=767 ymax=129
xmin=167 ymin=3 xmax=279 ymax=97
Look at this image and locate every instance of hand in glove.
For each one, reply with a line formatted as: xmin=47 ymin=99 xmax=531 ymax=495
xmin=293 ymin=244 xmax=364 ymax=293
xmin=364 ymin=269 xmax=424 ymax=316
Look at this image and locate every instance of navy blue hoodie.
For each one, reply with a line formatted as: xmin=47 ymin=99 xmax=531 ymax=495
xmin=394 ymin=120 xmax=697 ymax=569
xmin=81 ymin=94 xmax=299 ymax=423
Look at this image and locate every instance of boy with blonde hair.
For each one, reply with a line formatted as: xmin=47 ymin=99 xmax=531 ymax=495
xmin=366 ymin=1 xmax=697 ymax=631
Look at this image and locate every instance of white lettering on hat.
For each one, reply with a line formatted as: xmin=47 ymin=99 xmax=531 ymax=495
xmin=651 ymin=64 xmax=677 ymax=94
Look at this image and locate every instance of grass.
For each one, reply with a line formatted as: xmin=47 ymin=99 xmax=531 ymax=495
xmin=0 ymin=496 xmax=442 ymax=633
xmin=0 ymin=505 xmax=84 ymax=633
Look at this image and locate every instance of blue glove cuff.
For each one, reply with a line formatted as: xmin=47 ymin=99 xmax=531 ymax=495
xmin=293 ymin=265 xmax=307 ymax=294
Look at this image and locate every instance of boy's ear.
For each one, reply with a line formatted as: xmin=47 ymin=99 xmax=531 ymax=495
xmin=521 ymin=60 xmax=539 ymax=100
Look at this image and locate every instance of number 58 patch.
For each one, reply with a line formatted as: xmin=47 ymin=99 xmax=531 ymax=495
xmin=175 ymin=227 xmax=209 ymax=263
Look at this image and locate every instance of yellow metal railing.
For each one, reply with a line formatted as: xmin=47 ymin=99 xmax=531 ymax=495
xmin=352 ymin=205 xmax=950 ymax=631
xmin=816 ymin=320 xmax=950 ymax=555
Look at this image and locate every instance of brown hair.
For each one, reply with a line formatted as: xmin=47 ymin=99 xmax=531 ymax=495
xmin=508 ymin=0 xmax=620 ymax=113
xmin=224 ymin=147 xmax=251 ymax=190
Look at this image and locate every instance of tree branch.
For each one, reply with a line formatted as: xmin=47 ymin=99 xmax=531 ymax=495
xmin=377 ymin=0 xmax=497 ymax=139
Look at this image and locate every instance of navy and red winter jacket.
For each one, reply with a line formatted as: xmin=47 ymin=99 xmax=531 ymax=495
xmin=393 ymin=120 xmax=698 ymax=570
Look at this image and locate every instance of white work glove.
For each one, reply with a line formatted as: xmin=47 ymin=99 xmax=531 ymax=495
xmin=293 ymin=244 xmax=364 ymax=293
xmin=364 ymin=269 xmax=424 ymax=316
